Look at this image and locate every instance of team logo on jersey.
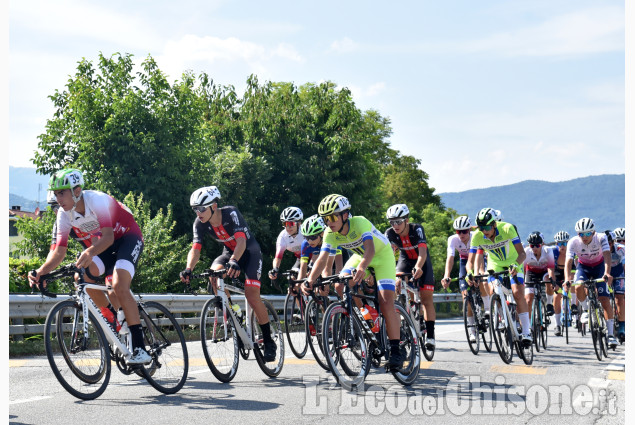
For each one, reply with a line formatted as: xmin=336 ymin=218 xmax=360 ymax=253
xmin=76 ymin=221 xmax=100 ymax=233
xmin=230 ymin=211 xmax=240 ymax=226
xmin=131 ymin=240 xmax=143 ymax=263
xmin=417 ymin=228 xmax=424 ymax=240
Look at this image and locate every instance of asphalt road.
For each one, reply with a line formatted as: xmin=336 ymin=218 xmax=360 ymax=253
xmin=9 ymin=318 xmax=625 ymax=424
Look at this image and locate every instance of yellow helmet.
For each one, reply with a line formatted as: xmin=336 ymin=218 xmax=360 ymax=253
xmin=318 ymin=194 xmax=351 ymax=216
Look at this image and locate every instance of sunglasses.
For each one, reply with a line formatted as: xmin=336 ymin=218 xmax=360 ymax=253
xmin=557 ymin=241 xmax=568 ymax=247
xmin=284 ymin=221 xmax=297 ymax=227
xmin=479 ymin=225 xmax=493 ymax=231
xmin=324 ymin=214 xmax=340 ymax=223
xmin=306 ymin=234 xmax=320 ymax=241
xmin=192 ymin=206 xmax=208 ymax=213
xmin=579 ymin=231 xmax=593 ymax=238
xmin=390 ymin=219 xmax=406 ymax=226
xmin=530 ymin=244 xmax=541 ymax=248
xmin=456 ymin=229 xmax=469 ymax=235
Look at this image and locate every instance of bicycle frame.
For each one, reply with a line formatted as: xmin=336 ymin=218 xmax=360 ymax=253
xmin=490 ymin=276 xmax=522 ymax=342
xmin=397 ymin=276 xmax=423 ymax=337
xmin=211 ymin=277 xmax=257 ymax=350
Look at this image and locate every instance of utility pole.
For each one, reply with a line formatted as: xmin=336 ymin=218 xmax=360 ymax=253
xmin=37 ymin=183 xmax=42 ymax=206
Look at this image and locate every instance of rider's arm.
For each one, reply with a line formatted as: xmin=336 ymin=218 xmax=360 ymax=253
xmin=513 ymin=242 xmax=526 ymax=265
xmin=443 ymin=254 xmax=455 ymax=280
xmin=415 ymin=244 xmax=427 ymax=270
xmin=334 ymin=252 xmax=344 ymax=274
xmin=31 ymin=245 xmax=68 ymax=285
xmin=230 ymin=237 xmax=247 ymax=262
xmin=323 ymin=255 xmax=336 ymax=278
xmin=186 ymin=245 xmax=201 ymax=270
xmin=76 ymin=227 xmax=114 ymax=268
xmin=564 ymin=257 xmax=574 ymax=282
xmin=307 ymin=250 xmax=330 ymax=283
xmin=602 ymin=250 xmax=612 ymax=281
xmin=298 ymin=259 xmax=309 ymax=280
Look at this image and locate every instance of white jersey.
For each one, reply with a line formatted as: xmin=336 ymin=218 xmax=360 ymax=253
xmin=610 ymin=243 xmax=625 ymax=267
xmin=566 ymin=232 xmax=609 ymax=267
xmin=275 ymin=229 xmax=304 ymax=259
xmin=446 ymin=232 xmax=472 ymax=260
xmin=524 ymin=246 xmax=555 ymax=273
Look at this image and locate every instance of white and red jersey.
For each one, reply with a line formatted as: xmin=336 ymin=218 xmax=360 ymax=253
xmin=275 ymin=229 xmax=304 ymax=259
xmin=446 ymin=232 xmax=473 ymax=260
xmin=610 ymin=243 xmax=625 ymax=267
xmin=524 ymin=245 xmax=555 ymax=273
xmin=54 ymin=190 xmax=141 ymax=248
xmin=566 ymin=232 xmax=610 ymax=267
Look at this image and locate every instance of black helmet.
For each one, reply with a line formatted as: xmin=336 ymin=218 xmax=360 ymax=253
xmin=527 ymin=231 xmax=543 ymax=245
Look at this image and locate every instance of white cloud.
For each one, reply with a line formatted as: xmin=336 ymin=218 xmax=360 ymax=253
xmin=329 ymin=37 xmax=359 ymax=53
xmin=462 ymin=6 xmax=624 ymax=57
xmin=347 ymin=82 xmax=387 ymax=103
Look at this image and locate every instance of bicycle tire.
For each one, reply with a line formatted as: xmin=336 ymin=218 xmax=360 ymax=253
xmin=44 ymin=300 xmax=111 ymax=400
xmin=201 ymin=297 xmax=239 ymax=383
xmin=563 ymin=298 xmax=570 ymax=344
xmin=139 ymin=301 xmax=189 ymax=394
xmin=532 ymin=298 xmax=541 ymax=353
xmin=589 ymin=303 xmax=603 ymax=361
xmin=322 ymin=302 xmax=370 ymax=391
xmin=596 ymin=306 xmax=609 ymax=358
xmin=540 ymin=301 xmax=548 ymax=350
xmin=517 ymin=337 xmax=534 ymax=365
xmin=305 ymin=298 xmax=330 ymax=371
xmin=463 ymin=296 xmax=480 ymax=355
xmin=490 ymin=295 xmax=513 ymax=364
xmin=413 ymin=307 xmax=434 ymax=361
xmin=283 ymin=292 xmax=308 ymax=359
xmin=252 ymin=299 xmax=285 ymax=378
xmin=477 ymin=296 xmax=493 ymax=352
xmin=391 ymin=303 xmax=421 ymax=386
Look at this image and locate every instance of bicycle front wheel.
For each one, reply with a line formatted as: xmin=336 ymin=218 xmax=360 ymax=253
xmin=139 ymin=301 xmax=188 ymax=394
xmin=490 ymin=295 xmax=513 ymax=364
xmin=305 ymin=297 xmax=330 ymax=371
xmin=539 ymin=300 xmax=548 ymax=350
xmin=322 ymin=302 xmax=370 ymax=391
xmin=252 ymin=299 xmax=285 ymax=378
xmin=563 ymin=298 xmax=570 ymax=344
xmin=589 ymin=304 xmax=603 ymax=361
xmin=201 ymin=297 xmax=239 ymax=382
xmin=44 ymin=300 xmax=111 ymax=400
xmin=283 ymin=292 xmax=308 ymax=359
xmin=463 ymin=296 xmax=480 ymax=355
xmin=532 ymin=299 xmax=542 ymax=353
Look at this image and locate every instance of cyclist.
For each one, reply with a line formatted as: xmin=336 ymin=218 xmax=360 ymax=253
xmin=613 ymin=227 xmax=625 ymax=245
xmin=465 ymin=207 xmax=532 ymax=345
xmin=302 ymin=194 xmax=405 ymax=370
xmin=384 ymin=204 xmax=437 ymax=349
xmin=297 ymin=214 xmax=340 ymax=294
xmin=29 ymin=169 xmax=150 ymax=364
xmin=523 ymin=232 xmax=556 ymax=318
xmin=180 ymin=186 xmax=276 ymax=361
xmin=442 ymin=216 xmax=489 ymax=343
xmin=268 ymin=207 xmax=305 ymax=283
xmin=564 ymin=218 xmax=617 ymax=348
xmin=494 ymin=210 xmax=503 ymax=222
xmin=552 ymin=230 xmax=571 ymax=336
xmin=605 ymin=230 xmax=625 ymax=341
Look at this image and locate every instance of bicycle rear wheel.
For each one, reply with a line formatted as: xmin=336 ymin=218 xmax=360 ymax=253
xmin=139 ymin=301 xmax=188 ymax=394
xmin=589 ymin=304 xmax=603 ymax=361
xmin=463 ymin=297 xmax=480 ymax=355
xmin=490 ymin=295 xmax=513 ymax=364
xmin=305 ymin=297 xmax=330 ymax=371
xmin=413 ymin=307 xmax=434 ymax=361
xmin=44 ymin=300 xmax=111 ymax=400
xmin=532 ymin=299 xmax=541 ymax=353
xmin=322 ymin=302 xmax=370 ymax=391
xmin=252 ymin=299 xmax=285 ymax=378
xmin=283 ymin=292 xmax=308 ymax=359
xmin=539 ymin=301 xmax=548 ymax=350
xmin=563 ymin=298 xmax=570 ymax=344
xmin=597 ymin=307 xmax=609 ymax=358
xmin=391 ymin=304 xmax=421 ymax=386
xmin=201 ymin=297 xmax=239 ymax=383
xmin=477 ymin=296 xmax=493 ymax=352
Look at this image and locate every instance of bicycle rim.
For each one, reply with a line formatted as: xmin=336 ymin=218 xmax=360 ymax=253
xmin=139 ymin=302 xmax=189 ymax=393
xmin=306 ymin=298 xmax=330 ymax=371
xmin=201 ymin=297 xmax=239 ymax=383
xmin=540 ymin=302 xmax=548 ymax=349
xmin=322 ymin=303 xmax=369 ymax=391
xmin=491 ymin=296 xmax=513 ymax=364
xmin=252 ymin=299 xmax=285 ymax=378
xmin=44 ymin=300 xmax=111 ymax=400
xmin=589 ymin=306 xmax=602 ymax=361
xmin=532 ymin=300 xmax=541 ymax=352
xmin=391 ymin=304 xmax=421 ymax=386
xmin=283 ymin=293 xmax=308 ymax=359
xmin=564 ymin=300 xmax=570 ymax=344
xmin=597 ymin=309 xmax=609 ymax=358
xmin=478 ymin=297 xmax=493 ymax=352
xmin=463 ymin=297 xmax=479 ymax=355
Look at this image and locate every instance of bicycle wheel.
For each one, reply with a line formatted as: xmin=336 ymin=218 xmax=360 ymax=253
xmin=138 ymin=301 xmax=188 ymax=394
xmin=44 ymin=300 xmax=111 ymax=400
xmin=305 ymin=298 xmax=330 ymax=371
xmin=563 ymin=298 xmax=570 ymax=344
xmin=490 ymin=295 xmax=513 ymax=364
xmin=413 ymin=307 xmax=434 ymax=361
xmin=476 ymin=296 xmax=493 ymax=352
xmin=532 ymin=299 xmax=541 ymax=352
xmin=539 ymin=301 xmax=548 ymax=350
xmin=589 ymin=304 xmax=603 ymax=361
xmin=283 ymin=292 xmax=308 ymax=359
xmin=201 ymin=297 xmax=239 ymax=383
xmin=322 ymin=302 xmax=370 ymax=391
xmin=391 ymin=303 xmax=421 ymax=386
xmin=252 ymin=299 xmax=285 ymax=378
xmin=517 ymin=337 xmax=534 ymax=365
xmin=596 ymin=307 xmax=609 ymax=358
xmin=463 ymin=296 xmax=480 ymax=355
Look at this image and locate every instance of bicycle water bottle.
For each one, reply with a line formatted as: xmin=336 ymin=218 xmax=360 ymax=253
xmin=367 ymin=305 xmax=380 ymax=333
xmin=360 ymin=306 xmax=378 ymax=332
xmin=117 ymin=308 xmax=129 ymax=335
xmin=232 ymin=303 xmax=242 ymax=317
xmin=100 ymin=307 xmax=120 ymax=333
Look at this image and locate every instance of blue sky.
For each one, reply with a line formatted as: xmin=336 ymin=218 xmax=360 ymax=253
xmin=7 ymin=0 xmax=626 ymax=193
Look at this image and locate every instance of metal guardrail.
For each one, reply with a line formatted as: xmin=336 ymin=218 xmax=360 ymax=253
xmin=9 ymin=292 xmax=462 ymax=336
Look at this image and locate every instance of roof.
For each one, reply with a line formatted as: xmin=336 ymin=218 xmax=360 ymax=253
xmin=9 ymin=208 xmax=43 ymax=219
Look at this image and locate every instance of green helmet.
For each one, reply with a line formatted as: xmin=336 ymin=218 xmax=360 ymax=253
xmin=476 ymin=207 xmax=496 ymax=227
xmin=318 ymin=194 xmax=350 ymax=217
xmin=49 ymin=169 xmax=84 ymax=191
xmin=301 ymin=214 xmax=326 ymax=236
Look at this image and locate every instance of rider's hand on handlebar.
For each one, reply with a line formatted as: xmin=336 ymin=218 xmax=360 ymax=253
xmin=75 ymin=249 xmax=93 ymax=269
xmin=352 ymin=268 xmax=365 ymax=286
xmin=226 ymin=259 xmax=241 ymax=279
xmin=28 ymin=270 xmax=42 ymax=288
xmin=301 ymin=280 xmax=313 ymax=296
xmin=412 ymin=267 xmax=423 ymax=280
xmin=441 ymin=277 xmax=451 ymax=289
xmin=268 ymin=267 xmax=279 ymax=280
xmin=180 ymin=268 xmax=192 ymax=283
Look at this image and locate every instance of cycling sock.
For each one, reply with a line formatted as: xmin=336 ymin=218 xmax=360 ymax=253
xmin=426 ymin=321 xmax=435 ymax=339
xmin=555 ymin=313 xmax=562 ymax=326
xmin=519 ymin=312 xmax=530 ymax=335
xmin=546 ymin=294 xmax=553 ymax=305
xmin=467 ymin=315 xmax=476 ymax=335
xmin=129 ymin=324 xmax=145 ymax=349
xmin=607 ymin=319 xmax=614 ymax=336
xmin=389 ymin=339 xmax=400 ymax=355
xmin=571 ymin=292 xmax=577 ymax=305
xmin=261 ymin=322 xmax=273 ymax=343
xmin=581 ymin=299 xmax=588 ymax=311
xmin=482 ymin=295 xmax=491 ymax=310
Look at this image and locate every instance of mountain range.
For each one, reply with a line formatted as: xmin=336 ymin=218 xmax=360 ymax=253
xmin=439 ymin=174 xmax=625 ymax=242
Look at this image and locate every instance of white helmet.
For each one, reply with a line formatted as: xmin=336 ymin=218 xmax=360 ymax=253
xmin=386 ymin=204 xmax=410 ymax=220
xmin=494 ymin=210 xmax=503 ymax=222
xmin=575 ymin=217 xmax=595 ymax=233
xmin=453 ymin=216 xmax=471 ymax=230
xmin=554 ymin=231 xmax=570 ymax=242
xmin=613 ymin=227 xmax=625 ymax=241
xmin=280 ymin=206 xmax=303 ymax=222
xmin=46 ymin=191 xmax=58 ymax=206
xmin=190 ymin=186 xmax=221 ymax=207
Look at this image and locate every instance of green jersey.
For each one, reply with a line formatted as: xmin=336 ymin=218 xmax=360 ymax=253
xmin=322 ymin=216 xmax=391 ymax=257
xmin=469 ymin=221 xmax=523 ymax=268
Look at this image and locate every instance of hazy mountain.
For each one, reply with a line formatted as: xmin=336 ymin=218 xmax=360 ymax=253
xmin=439 ymin=174 xmax=625 ymax=242
xmin=9 ymin=166 xmax=50 ymax=205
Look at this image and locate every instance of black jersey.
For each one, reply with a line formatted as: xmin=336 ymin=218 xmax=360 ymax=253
xmin=385 ymin=223 xmax=428 ymax=261
xmin=192 ymin=206 xmax=260 ymax=252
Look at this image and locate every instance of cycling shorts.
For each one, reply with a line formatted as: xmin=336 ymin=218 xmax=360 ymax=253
xmin=486 ymin=263 xmax=524 ymax=287
xmin=212 ymin=247 xmax=263 ymax=288
xmin=574 ymin=262 xmax=608 ymax=297
xmin=342 ymin=250 xmax=396 ymax=292
xmin=94 ymin=233 xmax=144 ymax=279
xmin=612 ymin=274 xmax=625 ymax=295
xmin=396 ymin=257 xmax=435 ymax=291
